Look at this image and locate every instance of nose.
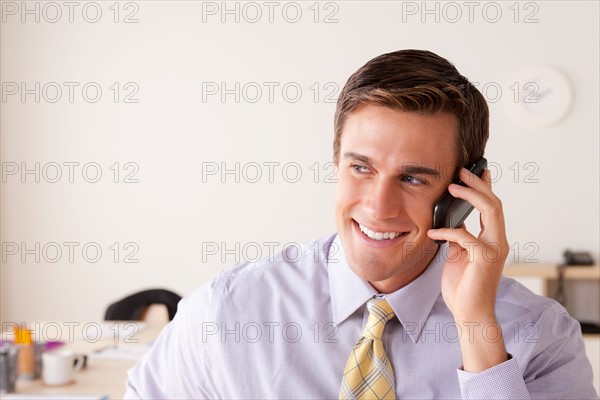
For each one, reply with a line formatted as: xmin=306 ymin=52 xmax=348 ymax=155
xmin=363 ymin=178 xmax=403 ymax=221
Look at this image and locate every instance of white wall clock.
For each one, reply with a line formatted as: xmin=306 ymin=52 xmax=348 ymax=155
xmin=507 ymin=66 xmax=573 ymax=128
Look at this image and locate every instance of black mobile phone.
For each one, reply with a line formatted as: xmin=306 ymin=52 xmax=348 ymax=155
xmin=432 ymin=157 xmax=488 ymax=244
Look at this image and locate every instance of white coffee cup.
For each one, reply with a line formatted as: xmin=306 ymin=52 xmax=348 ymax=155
xmin=41 ymin=350 xmax=84 ymax=386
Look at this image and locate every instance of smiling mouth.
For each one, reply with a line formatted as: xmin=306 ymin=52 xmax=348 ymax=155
xmin=354 ymin=220 xmax=408 ymax=241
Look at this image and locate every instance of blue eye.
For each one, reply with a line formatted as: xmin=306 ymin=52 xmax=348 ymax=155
xmin=351 ymin=164 xmax=369 ymax=173
xmin=402 ymin=175 xmax=425 ymax=185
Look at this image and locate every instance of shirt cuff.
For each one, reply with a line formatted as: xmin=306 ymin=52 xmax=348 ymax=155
xmin=457 ymin=355 xmax=530 ymax=400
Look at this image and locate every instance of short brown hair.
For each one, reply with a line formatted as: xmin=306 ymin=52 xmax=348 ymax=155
xmin=333 ymin=49 xmax=488 ymax=170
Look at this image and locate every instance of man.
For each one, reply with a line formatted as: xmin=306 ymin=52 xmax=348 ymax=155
xmin=125 ymin=50 xmax=598 ymax=399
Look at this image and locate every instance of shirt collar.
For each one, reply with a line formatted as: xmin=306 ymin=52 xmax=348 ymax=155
xmin=327 ymin=234 xmax=377 ymax=325
xmin=327 ymin=233 xmax=446 ymax=344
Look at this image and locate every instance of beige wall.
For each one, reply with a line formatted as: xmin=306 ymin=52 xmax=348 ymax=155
xmin=1 ymin=1 xmax=598 ymax=325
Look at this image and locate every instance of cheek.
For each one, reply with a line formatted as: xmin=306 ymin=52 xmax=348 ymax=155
xmin=412 ymin=193 xmax=442 ymax=227
xmin=335 ymin=171 xmax=361 ymax=207
xmin=413 ymin=205 xmax=434 ymax=226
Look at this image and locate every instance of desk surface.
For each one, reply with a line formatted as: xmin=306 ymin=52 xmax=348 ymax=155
xmin=503 ymin=264 xmax=600 ymax=280
xmin=2 ymin=322 xmax=165 ymax=400
xmin=4 ymin=319 xmax=598 ymax=397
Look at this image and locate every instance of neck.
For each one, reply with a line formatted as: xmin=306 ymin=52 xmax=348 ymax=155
xmin=369 ymin=244 xmax=440 ymax=293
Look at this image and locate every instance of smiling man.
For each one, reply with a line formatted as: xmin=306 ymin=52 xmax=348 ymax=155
xmin=125 ymin=50 xmax=598 ymax=399
xmin=336 ymin=107 xmax=457 ymax=293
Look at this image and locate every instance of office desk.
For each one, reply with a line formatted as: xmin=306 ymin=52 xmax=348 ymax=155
xmin=2 ymin=322 xmax=165 ymax=400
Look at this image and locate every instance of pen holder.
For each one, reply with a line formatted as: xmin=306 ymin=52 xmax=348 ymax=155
xmin=0 ymin=343 xmax=20 ymax=393
xmin=16 ymin=342 xmax=44 ymax=380
xmin=34 ymin=342 xmax=44 ymax=379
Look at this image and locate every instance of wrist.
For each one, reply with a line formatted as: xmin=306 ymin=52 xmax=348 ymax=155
xmin=454 ymin=313 xmax=497 ymax=327
xmin=457 ymin=319 xmax=508 ymax=373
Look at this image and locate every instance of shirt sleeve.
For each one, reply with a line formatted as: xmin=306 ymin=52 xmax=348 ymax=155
xmin=457 ymin=305 xmax=599 ymax=400
xmin=456 ymin=356 xmax=529 ymax=399
xmin=123 ymin=279 xmax=220 ymax=399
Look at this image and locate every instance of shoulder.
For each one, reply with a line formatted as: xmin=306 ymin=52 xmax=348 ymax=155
xmin=496 ymin=275 xmax=571 ymax=317
xmin=496 ymin=275 xmax=559 ymax=313
xmin=221 ymin=233 xmax=336 ymax=287
xmin=217 ymin=233 xmax=337 ymax=294
xmin=183 ymin=233 xmax=338 ymax=315
xmin=495 ymin=275 xmax=581 ymax=353
xmin=495 ymin=278 xmax=596 ymax=396
xmin=495 ymin=275 xmax=574 ymax=325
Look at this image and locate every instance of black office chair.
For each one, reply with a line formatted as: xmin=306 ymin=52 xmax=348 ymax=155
xmin=104 ymin=289 xmax=182 ymax=321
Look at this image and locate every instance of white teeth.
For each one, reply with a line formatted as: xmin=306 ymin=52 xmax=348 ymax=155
xmin=358 ymin=223 xmax=403 ymax=241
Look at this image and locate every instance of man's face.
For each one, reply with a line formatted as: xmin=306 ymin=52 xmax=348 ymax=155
xmin=335 ymin=104 xmax=458 ymax=293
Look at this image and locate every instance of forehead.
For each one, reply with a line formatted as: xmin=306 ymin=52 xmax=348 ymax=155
xmin=340 ymin=104 xmax=458 ymax=168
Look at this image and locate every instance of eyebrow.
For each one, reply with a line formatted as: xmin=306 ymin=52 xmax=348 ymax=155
xmin=342 ymin=151 xmax=441 ymax=178
xmin=343 ymin=152 xmax=372 ymax=165
xmin=402 ymin=164 xmax=441 ymax=178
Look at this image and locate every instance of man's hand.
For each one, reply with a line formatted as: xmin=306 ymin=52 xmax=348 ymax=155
xmin=427 ymin=168 xmax=510 ymax=372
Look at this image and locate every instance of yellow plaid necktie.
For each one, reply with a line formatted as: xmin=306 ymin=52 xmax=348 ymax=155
xmin=339 ymin=298 xmax=396 ymax=400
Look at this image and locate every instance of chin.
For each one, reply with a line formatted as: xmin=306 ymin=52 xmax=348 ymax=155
xmin=339 ymin=220 xmax=435 ymax=290
xmin=343 ymin=237 xmax=401 ymax=278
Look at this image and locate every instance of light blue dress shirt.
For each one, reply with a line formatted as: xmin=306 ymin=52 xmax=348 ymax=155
xmin=125 ymin=233 xmax=598 ymax=399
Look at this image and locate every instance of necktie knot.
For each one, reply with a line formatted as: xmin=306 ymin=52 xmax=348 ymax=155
xmin=339 ymin=297 xmax=396 ymax=399
xmin=363 ymin=298 xmax=395 ymax=341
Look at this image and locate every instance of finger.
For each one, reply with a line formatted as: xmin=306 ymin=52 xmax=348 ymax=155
xmin=481 ymin=169 xmax=493 ymax=187
xmin=447 ymin=183 xmax=499 ymax=218
xmin=446 ymin=166 xmax=506 ymax=241
xmin=458 ymin=168 xmax=493 ymax=195
xmin=446 ymin=241 xmax=468 ymax=265
xmin=428 ymin=228 xmax=491 ymax=268
xmin=448 ymin=184 xmax=506 ymax=238
xmin=428 ymin=226 xmax=479 ymax=250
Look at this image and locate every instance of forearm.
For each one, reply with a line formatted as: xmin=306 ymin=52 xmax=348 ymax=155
xmin=455 ymin=317 xmax=529 ymax=400
xmin=457 ymin=318 xmax=507 ymax=372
